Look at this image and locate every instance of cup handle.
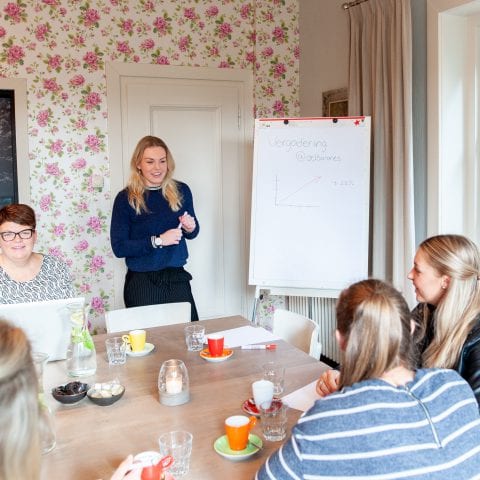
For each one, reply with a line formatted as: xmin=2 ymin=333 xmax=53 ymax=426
xmin=121 ymin=335 xmax=130 ymax=344
xmin=159 ymin=455 xmax=174 ymax=469
xmin=248 ymin=416 xmax=257 ymax=430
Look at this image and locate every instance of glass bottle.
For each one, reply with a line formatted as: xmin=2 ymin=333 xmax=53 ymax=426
xmin=65 ymin=299 xmax=97 ymax=377
xmin=32 ymin=352 xmax=56 ymax=454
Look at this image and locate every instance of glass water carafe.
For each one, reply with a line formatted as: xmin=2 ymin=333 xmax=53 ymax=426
xmin=32 ymin=352 xmax=56 ymax=454
xmin=65 ymin=300 xmax=97 ymax=377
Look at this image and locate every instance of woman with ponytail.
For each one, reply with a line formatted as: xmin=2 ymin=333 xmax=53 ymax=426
xmin=256 ymin=279 xmax=480 ymax=479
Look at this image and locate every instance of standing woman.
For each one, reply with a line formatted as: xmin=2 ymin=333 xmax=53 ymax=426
xmin=408 ymin=234 xmax=480 ymax=404
xmin=110 ymin=136 xmax=200 ymax=320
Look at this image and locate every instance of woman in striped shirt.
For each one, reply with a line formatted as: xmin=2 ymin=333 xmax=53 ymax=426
xmin=256 ymin=279 xmax=480 ymax=479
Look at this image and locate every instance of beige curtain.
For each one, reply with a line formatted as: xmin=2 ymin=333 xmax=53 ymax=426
xmin=348 ymin=0 xmax=415 ymax=304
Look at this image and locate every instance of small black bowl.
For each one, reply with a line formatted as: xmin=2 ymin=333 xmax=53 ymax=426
xmin=52 ymin=381 xmax=88 ymax=404
xmin=87 ymin=384 xmax=125 ymax=406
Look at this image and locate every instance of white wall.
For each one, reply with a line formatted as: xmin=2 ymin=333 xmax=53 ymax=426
xmin=299 ymin=0 xmax=349 ymax=116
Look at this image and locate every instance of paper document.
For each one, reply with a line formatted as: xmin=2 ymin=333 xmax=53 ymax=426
xmin=282 ymin=380 xmax=321 ymax=412
xmin=210 ymin=326 xmax=280 ymax=348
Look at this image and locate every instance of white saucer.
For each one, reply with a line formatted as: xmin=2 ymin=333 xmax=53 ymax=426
xmin=126 ymin=342 xmax=155 ymax=357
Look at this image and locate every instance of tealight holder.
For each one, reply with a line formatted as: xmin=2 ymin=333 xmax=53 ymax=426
xmin=158 ymin=359 xmax=190 ymax=406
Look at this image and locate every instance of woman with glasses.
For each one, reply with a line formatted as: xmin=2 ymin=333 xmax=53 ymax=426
xmin=0 ymin=204 xmax=75 ymax=303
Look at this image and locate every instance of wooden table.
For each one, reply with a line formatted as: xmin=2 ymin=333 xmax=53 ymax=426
xmin=41 ymin=316 xmax=328 ymax=480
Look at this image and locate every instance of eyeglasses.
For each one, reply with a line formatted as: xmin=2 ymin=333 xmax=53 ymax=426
xmin=0 ymin=229 xmax=35 ymax=242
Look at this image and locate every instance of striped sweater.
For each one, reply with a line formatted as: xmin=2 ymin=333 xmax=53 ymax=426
xmin=256 ymin=369 xmax=480 ymax=479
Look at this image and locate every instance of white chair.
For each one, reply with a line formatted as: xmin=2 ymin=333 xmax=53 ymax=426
xmin=105 ymin=302 xmax=191 ymax=333
xmin=272 ymin=308 xmax=322 ymax=360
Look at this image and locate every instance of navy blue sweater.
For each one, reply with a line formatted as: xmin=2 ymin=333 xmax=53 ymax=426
xmin=110 ymin=182 xmax=199 ymax=272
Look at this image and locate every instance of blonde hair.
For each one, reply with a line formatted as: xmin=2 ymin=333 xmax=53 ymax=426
xmin=126 ymin=135 xmax=182 ymax=214
xmin=337 ymin=279 xmax=413 ymax=389
xmin=0 ymin=319 xmax=40 ymax=480
xmin=417 ymin=234 xmax=480 ymax=368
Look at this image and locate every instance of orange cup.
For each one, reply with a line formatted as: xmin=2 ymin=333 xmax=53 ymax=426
xmin=225 ymin=415 xmax=257 ymax=451
xmin=207 ymin=334 xmax=224 ymax=357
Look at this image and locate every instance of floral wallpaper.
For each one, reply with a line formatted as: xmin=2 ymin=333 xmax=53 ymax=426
xmin=0 ymin=0 xmax=299 ymax=330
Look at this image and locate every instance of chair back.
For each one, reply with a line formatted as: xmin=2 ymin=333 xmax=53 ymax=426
xmin=105 ymin=302 xmax=191 ymax=333
xmin=272 ymin=308 xmax=322 ymax=360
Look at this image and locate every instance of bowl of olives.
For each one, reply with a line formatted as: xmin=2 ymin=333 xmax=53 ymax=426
xmin=51 ymin=381 xmax=88 ymax=404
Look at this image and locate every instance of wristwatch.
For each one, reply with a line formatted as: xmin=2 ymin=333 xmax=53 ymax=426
xmin=154 ymin=235 xmax=163 ymax=248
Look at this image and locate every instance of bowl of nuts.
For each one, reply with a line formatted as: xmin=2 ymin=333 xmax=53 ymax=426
xmin=87 ymin=381 xmax=125 ymax=406
xmin=52 ymin=381 xmax=89 ymax=404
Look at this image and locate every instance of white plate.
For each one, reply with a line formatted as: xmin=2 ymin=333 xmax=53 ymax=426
xmin=126 ymin=342 xmax=155 ymax=357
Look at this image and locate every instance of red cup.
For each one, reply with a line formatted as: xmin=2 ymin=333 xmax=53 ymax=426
xmin=207 ymin=334 xmax=224 ymax=357
xmin=133 ymin=451 xmax=173 ymax=480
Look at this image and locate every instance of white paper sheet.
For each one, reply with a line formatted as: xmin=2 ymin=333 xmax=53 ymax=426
xmin=282 ymin=380 xmax=321 ymax=412
xmin=209 ymin=326 xmax=281 ymax=348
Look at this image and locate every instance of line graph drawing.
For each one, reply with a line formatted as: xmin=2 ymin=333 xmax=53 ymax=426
xmin=275 ymin=175 xmax=324 ymax=207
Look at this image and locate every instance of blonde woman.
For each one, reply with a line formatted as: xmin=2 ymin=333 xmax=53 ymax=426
xmin=0 ymin=319 xmax=141 ymax=480
xmin=317 ymin=234 xmax=480 ymax=406
xmin=110 ymin=136 xmax=199 ymax=320
xmin=257 ymin=280 xmax=480 ymax=478
xmin=409 ymin=234 xmax=480 ymax=405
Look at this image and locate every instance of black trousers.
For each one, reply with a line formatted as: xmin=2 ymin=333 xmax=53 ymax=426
xmin=123 ymin=267 xmax=199 ymax=321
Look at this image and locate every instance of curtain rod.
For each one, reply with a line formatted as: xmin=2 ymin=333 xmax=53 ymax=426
xmin=342 ymin=0 xmax=369 ymax=10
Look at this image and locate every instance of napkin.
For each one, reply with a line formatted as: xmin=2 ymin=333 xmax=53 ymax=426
xmin=210 ymin=326 xmax=280 ymax=348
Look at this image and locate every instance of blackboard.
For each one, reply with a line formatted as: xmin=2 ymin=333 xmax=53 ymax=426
xmin=248 ymin=117 xmax=371 ymax=293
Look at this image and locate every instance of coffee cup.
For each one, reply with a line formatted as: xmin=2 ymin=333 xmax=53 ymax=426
xmin=225 ymin=415 xmax=257 ymax=451
xmin=122 ymin=329 xmax=146 ymax=353
xmin=207 ymin=334 xmax=224 ymax=357
xmin=133 ymin=451 xmax=173 ymax=480
xmin=252 ymin=379 xmax=274 ymax=409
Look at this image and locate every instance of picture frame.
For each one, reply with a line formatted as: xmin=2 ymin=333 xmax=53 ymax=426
xmin=322 ymin=88 xmax=348 ymax=117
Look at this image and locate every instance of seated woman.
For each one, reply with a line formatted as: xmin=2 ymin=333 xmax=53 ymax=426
xmin=256 ymin=279 xmax=480 ymax=479
xmin=317 ymin=234 xmax=480 ymax=406
xmin=0 ymin=204 xmax=76 ymax=303
xmin=0 ymin=318 xmax=140 ymax=480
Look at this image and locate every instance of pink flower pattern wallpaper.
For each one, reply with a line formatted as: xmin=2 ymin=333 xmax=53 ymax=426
xmin=1 ymin=0 xmax=298 ymax=329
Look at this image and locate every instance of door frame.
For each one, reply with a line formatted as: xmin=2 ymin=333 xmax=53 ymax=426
xmin=106 ymin=63 xmax=254 ymax=311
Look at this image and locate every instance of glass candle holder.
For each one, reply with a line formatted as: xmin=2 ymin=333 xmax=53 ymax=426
xmin=158 ymin=359 xmax=190 ymax=406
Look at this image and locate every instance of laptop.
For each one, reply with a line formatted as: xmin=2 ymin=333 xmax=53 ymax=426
xmin=0 ymin=297 xmax=85 ymax=361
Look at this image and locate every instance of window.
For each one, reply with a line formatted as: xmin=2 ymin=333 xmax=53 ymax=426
xmin=0 ymin=90 xmax=19 ymax=206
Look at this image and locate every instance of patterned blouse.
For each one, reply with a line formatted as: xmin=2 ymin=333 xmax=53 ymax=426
xmin=0 ymin=255 xmax=76 ymax=304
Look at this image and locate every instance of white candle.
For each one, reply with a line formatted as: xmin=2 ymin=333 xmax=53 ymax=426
xmin=166 ymin=375 xmax=183 ymax=394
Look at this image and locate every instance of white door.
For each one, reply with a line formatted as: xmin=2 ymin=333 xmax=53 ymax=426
xmin=107 ymin=64 xmax=253 ymax=319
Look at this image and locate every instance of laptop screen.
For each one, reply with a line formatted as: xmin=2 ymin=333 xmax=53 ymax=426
xmin=0 ymin=297 xmax=86 ymax=361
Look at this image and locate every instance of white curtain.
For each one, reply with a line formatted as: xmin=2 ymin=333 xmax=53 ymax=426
xmin=348 ymin=0 xmax=415 ymax=304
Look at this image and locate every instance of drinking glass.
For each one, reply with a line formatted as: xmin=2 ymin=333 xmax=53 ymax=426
xmin=158 ymin=430 xmax=193 ymax=478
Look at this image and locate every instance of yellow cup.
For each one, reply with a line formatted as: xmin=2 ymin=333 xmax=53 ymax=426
xmin=122 ymin=329 xmax=146 ymax=352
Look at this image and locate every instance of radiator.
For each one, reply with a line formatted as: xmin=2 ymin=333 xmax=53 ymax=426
xmin=286 ymin=296 xmax=340 ymax=364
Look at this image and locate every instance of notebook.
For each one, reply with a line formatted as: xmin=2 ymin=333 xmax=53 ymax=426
xmin=0 ymin=297 xmax=85 ymax=361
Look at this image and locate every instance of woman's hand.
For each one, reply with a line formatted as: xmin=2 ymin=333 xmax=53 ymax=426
xmin=178 ymin=213 xmax=196 ymax=233
xmin=161 ymin=228 xmax=183 ymax=245
xmin=110 ymin=455 xmax=141 ymax=480
xmin=316 ymin=369 xmax=340 ymax=397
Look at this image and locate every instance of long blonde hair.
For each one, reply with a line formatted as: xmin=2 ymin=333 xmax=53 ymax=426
xmin=417 ymin=234 xmax=480 ymax=368
xmin=126 ymin=135 xmax=182 ymax=214
xmin=0 ymin=319 xmax=40 ymax=480
xmin=337 ymin=279 xmax=413 ymax=389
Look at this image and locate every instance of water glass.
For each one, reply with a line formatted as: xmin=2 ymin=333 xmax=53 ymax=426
xmin=184 ymin=324 xmax=205 ymax=351
xmin=158 ymin=430 xmax=193 ymax=478
xmin=263 ymin=361 xmax=285 ymax=395
xmin=259 ymin=400 xmax=288 ymax=441
xmin=105 ymin=337 xmax=127 ymax=365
